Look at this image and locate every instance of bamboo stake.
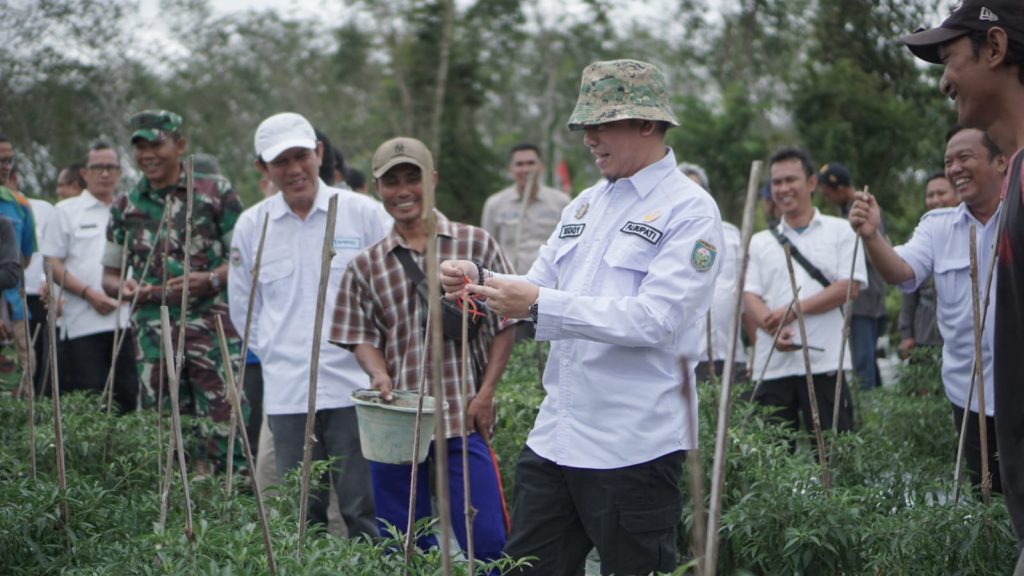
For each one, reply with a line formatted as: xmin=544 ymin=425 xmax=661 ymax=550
xmin=968 ymin=226 xmax=991 ymax=505
xmin=102 ymin=234 xmax=130 ymax=415
xmin=680 ymin=358 xmax=705 ymax=573
xmin=160 ymin=306 xmax=195 ymax=543
xmin=26 ymin=322 xmax=39 ymax=481
xmin=953 ymin=204 xmax=1003 ymax=503
xmin=459 ymin=295 xmax=476 ymax=572
xmin=44 ymin=262 xmax=70 ymax=549
xmin=423 ymin=158 xmax=453 ymax=576
xmin=297 ymin=194 xmax=338 ymax=551
xmin=404 ymin=309 xmax=434 ymax=565
xmin=40 ymin=273 xmax=68 ymax=398
xmin=215 ymin=316 xmax=277 ymax=575
xmin=705 ymin=311 xmax=718 ymax=387
xmin=20 ymin=268 xmax=38 ymax=480
xmin=784 ymin=245 xmax=830 ymax=492
xmin=704 ymin=160 xmax=761 ymax=574
xmin=830 ymin=185 xmax=868 ymax=441
xmin=225 ymin=213 xmax=270 ymax=501
xmin=749 ymin=289 xmax=801 ymax=401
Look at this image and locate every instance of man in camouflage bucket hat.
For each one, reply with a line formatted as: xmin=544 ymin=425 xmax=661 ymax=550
xmin=101 ymin=109 xmax=245 ymax=473
xmin=441 ymin=59 xmax=724 ymax=575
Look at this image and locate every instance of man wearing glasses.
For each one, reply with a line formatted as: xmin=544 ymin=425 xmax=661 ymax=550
xmin=42 ymin=141 xmax=138 ymax=412
xmin=101 ymin=111 xmax=245 ymax=472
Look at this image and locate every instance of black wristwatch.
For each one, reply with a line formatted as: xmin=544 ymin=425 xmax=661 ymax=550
xmin=529 ymin=302 xmax=539 ymax=324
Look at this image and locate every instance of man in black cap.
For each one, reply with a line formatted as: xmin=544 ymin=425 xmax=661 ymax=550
xmin=903 ymin=1 xmax=1024 ymax=565
xmin=818 ymin=163 xmax=887 ymax=391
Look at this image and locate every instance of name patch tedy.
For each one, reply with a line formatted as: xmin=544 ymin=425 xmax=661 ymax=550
xmin=559 ymin=223 xmax=585 ymax=238
xmin=620 ymin=221 xmax=663 ymax=245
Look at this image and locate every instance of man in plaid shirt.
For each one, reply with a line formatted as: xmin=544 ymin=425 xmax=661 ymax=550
xmin=330 ymin=137 xmax=516 ymax=560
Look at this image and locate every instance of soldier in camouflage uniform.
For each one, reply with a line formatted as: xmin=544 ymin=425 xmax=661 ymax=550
xmin=101 ymin=110 xmax=245 ymax=472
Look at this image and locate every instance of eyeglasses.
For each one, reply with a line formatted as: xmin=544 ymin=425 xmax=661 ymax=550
xmin=87 ymin=164 xmax=121 ymax=174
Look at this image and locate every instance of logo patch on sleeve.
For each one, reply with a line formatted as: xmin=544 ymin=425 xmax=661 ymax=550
xmin=620 ymin=221 xmax=663 ymax=245
xmin=230 ymin=246 xmax=242 ymax=267
xmin=559 ymin=223 xmax=586 ymax=238
xmin=691 ymin=240 xmax=717 ymax=272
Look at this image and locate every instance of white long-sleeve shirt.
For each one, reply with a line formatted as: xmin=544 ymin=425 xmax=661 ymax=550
xmin=228 ymin=182 xmax=390 ymax=415
xmin=504 ymin=148 xmax=724 ymax=469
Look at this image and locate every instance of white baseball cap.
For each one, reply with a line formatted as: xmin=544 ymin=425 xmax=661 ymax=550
xmin=254 ymin=112 xmax=316 ymax=162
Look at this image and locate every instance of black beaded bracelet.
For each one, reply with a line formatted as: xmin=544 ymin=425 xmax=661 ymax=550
xmin=470 ymin=258 xmax=486 ymax=285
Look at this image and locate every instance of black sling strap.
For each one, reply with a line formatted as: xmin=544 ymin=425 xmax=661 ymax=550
xmin=769 ymin=226 xmax=832 ymax=289
xmin=392 ymin=246 xmax=432 ymax=306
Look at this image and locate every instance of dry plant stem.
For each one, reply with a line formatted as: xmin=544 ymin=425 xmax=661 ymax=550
xmin=784 ymin=245 xmax=830 ymax=493
xmin=45 ymin=263 xmax=71 ymax=548
xmin=704 ymin=160 xmax=761 ymax=575
xmin=459 ymin=296 xmax=476 ymax=572
xmin=215 ymin=316 xmax=277 ymax=575
xmin=174 ymin=157 xmax=195 ymax=390
xmin=225 ymin=213 xmax=270 ymax=500
xmin=680 ymin=358 xmax=705 ymax=573
xmin=969 ymin=226 xmax=991 ymax=505
xmin=952 ymin=206 xmax=1003 ymax=503
xmin=424 ymin=165 xmax=453 ymax=576
xmin=102 ymin=235 xmax=130 ymax=414
xmin=705 ymin=312 xmax=717 ymax=387
xmin=160 ymin=307 xmax=195 ymax=543
xmin=831 ymin=234 xmax=861 ymax=435
xmin=16 ymin=278 xmax=33 ymax=399
xmin=749 ymin=290 xmax=801 ymax=400
xmin=41 ymin=273 xmax=68 ymax=397
xmin=297 ymin=195 xmax=338 ymax=551
xmin=404 ymin=310 xmax=433 ymax=565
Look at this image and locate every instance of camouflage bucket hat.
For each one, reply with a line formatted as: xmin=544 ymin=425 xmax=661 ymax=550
xmin=129 ymin=110 xmax=183 ymax=142
xmin=567 ymin=59 xmax=679 ymax=131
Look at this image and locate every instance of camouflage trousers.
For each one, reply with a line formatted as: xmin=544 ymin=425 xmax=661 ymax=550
xmin=135 ymin=304 xmax=247 ymax=473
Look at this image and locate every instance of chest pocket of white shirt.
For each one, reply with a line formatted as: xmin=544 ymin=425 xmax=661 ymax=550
xmin=602 ymin=238 xmax=658 ymax=296
xmin=934 ymin=258 xmax=969 ymax=307
xmin=259 ymin=255 xmax=294 ymax=301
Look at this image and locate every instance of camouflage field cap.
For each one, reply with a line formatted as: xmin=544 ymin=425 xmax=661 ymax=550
xmin=372 ymin=137 xmax=434 ymax=178
xmin=567 ymin=59 xmax=679 ymax=131
xmin=129 ymin=110 xmax=183 ymax=143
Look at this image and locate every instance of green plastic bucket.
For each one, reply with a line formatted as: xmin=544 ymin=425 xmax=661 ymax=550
xmin=351 ymin=389 xmax=440 ymax=464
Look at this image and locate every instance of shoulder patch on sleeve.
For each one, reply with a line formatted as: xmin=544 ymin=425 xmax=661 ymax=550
xmin=691 ymin=239 xmax=717 ymax=272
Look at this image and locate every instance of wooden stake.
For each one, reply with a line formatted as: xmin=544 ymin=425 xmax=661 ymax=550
xmin=26 ymin=322 xmax=39 ymax=481
xmin=680 ymin=358 xmax=705 ymax=573
xmin=749 ymin=289 xmax=801 ymax=401
xmin=102 ymin=234 xmax=130 ymax=415
xmin=704 ymin=160 xmax=761 ymax=574
xmin=830 ymin=185 xmax=867 ymax=441
xmin=705 ymin=311 xmax=718 ymax=388
xmin=44 ymin=262 xmax=70 ymax=549
xmin=459 ymin=295 xmax=476 ymax=572
xmin=953 ymin=206 xmax=1003 ymax=503
xmin=298 ymin=194 xmax=338 ymax=550
xmin=216 ymin=316 xmax=277 ymax=575
xmin=784 ymin=245 xmax=830 ymax=492
xmin=225 ymin=213 xmax=269 ymax=501
xmin=423 ymin=157 xmax=453 ymax=576
xmin=159 ymin=306 xmax=195 ymax=543
xmin=965 ymin=226 xmax=991 ymax=504
xmin=19 ymin=268 xmax=38 ymax=481
xmin=405 ymin=309 xmax=434 ymax=564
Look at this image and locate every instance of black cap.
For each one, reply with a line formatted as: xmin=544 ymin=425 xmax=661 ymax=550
xmin=818 ymin=163 xmax=852 ymax=187
xmin=902 ymin=1 xmax=1024 ymax=64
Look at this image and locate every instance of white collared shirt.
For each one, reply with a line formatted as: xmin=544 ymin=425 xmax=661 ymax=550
xmin=894 ymin=203 xmax=998 ymax=415
xmin=228 ymin=181 xmax=391 ymax=415
xmin=41 ymin=190 xmax=130 ymax=339
xmin=26 ymin=199 xmax=55 ymax=297
xmin=697 ymin=221 xmax=747 ymax=363
xmin=509 ymin=148 xmax=724 ymax=469
xmin=746 ymin=209 xmax=867 ymax=381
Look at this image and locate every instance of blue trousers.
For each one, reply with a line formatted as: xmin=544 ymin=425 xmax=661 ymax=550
xmin=370 ymin=433 xmax=508 ymax=562
xmin=850 ymin=315 xmax=883 ymax=390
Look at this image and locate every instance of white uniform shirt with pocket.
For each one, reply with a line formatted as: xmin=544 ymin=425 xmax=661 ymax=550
xmin=894 ymin=203 xmax=999 ymax=415
xmin=41 ymin=190 xmax=130 ymax=339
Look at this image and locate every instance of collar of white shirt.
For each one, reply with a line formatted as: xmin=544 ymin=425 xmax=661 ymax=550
xmin=603 ymin=147 xmax=677 ymax=200
xmin=267 ymin=179 xmax=334 ymax=221
xmin=777 ymin=207 xmax=825 ymax=234
xmin=953 ymin=199 xmax=1001 ymax=227
xmin=79 ymin=189 xmax=103 ymax=209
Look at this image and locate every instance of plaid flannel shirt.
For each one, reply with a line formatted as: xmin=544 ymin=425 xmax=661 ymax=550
xmin=330 ymin=211 xmax=516 ymax=438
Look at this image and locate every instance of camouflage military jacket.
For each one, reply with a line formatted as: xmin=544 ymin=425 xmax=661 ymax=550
xmin=103 ymin=167 xmax=243 ymax=321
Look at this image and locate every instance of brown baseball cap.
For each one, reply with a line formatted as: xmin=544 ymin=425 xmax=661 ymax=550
xmin=371 ymin=137 xmax=434 ymax=178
